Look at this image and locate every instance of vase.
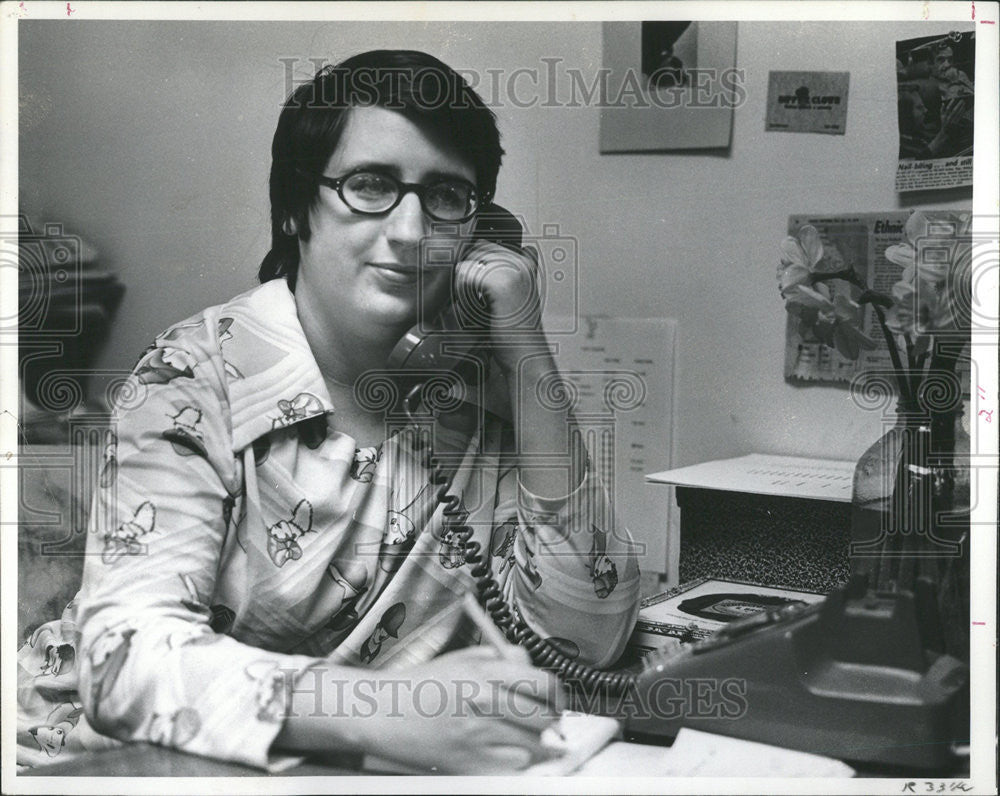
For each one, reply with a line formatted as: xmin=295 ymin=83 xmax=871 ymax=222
xmin=849 ymin=398 xmax=970 ymax=662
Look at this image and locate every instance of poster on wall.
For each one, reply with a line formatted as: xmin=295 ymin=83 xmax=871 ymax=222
xmin=764 ymin=71 xmax=849 ymax=134
xmin=782 ymin=211 xmax=970 ymax=388
xmin=894 ymin=30 xmax=975 ymax=192
xmin=599 ymin=21 xmax=739 ymax=151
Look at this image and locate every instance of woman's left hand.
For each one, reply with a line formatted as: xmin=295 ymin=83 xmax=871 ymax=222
xmin=454 ymin=240 xmax=548 ymax=374
xmin=456 ymin=239 xmax=584 ymax=497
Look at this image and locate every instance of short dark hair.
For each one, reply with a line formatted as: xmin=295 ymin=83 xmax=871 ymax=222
xmin=258 ymin=50 xmax=504 ymax=288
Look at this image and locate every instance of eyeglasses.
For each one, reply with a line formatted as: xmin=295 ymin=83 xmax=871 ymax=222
xmin=300 ymin=168 xmax=483 ymax=223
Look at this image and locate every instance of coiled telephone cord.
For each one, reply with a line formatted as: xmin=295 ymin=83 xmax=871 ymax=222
xmin=422 ymin=439 xmax=637 ymax=697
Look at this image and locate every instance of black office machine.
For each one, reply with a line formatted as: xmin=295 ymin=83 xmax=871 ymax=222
xmin=625 ymin=577 xmax=968 ymax=770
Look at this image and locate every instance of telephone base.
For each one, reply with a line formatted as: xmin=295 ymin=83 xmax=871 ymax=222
xmin=623 ymin=583 xmax=968 ymax=771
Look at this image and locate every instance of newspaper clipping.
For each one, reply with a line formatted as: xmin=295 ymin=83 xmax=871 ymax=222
xmin=894 ymin=30 xmax=975 ymax=192
xmin=783 ymin=211 xmax=926 ymax=383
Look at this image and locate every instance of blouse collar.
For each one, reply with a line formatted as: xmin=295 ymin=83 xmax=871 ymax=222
xmin=215 ymin=279 xmax=335 ymax=452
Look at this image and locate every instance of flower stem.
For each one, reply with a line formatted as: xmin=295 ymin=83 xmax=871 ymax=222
xmin=810 ymin=268 xmax=865 ymax=288
xmin=809 ymin=269 xmax=911 ymax=404
xmin=871 ymin=303 xmax=913 ymax=406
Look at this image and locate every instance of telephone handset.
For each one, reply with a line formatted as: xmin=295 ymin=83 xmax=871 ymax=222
xmin=385 ymin=203 xmax=524 ymax=381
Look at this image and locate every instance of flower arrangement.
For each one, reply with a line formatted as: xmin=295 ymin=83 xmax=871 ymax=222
xmin=777 ymin=210 xmax=972 ymax=405
xmin=882 ymin=211 xmax=972 ymax=405
xmin=779 ymin=211 xmax=973 ymax=659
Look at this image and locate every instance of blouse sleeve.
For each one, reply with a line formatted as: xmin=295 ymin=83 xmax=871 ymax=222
xmin=491 ymin=460 xmax=641 ymax=669
xmin=74 ymin=327 xmax=322 ymax=769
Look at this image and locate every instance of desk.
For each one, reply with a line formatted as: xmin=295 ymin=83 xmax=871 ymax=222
xmin=648 ymin=454 xmax=855 ymax=592
xmin=673 ymin=486 xmax=850 ymax=592
xmin=22 ymin=738 xmax=968 ymax=780
xmin=22 ymin=744 xmax=365 ymax=777
xmin=27 ymin=735 xmax=968 ymax=780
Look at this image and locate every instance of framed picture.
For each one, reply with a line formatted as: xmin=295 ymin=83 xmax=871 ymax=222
xmin=599 ymin=21 xmax=739 ymax=152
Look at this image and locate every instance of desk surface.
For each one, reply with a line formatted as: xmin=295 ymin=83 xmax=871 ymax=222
xmin=26 ymin=736 xmax=965 ymax=780
xmin=21 ymin=737 xmax=971 ymax=780
xmin=22 ymin=744 xmax=365 ymax=777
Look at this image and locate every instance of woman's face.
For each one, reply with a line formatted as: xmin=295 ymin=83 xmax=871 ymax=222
xmin=295 ymin=105 xmax=476 ymax=348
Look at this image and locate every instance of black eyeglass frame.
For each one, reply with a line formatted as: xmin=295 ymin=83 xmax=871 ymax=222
xmin=297 ymin=168 xmax=488 ymax=223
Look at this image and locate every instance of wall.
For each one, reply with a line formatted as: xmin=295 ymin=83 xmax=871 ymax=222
xmin=19 ymin=19 xmax=972 ymax=477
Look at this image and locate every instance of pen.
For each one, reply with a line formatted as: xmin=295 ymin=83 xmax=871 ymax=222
xmin=462 ymin=592 xmax=522 ymax=662
xmin=463 ymin=593 xmax=571 ymax=747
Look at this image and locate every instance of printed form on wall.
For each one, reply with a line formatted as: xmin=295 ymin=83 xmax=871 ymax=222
xmin=548 ymin=317 xmax=676 ymax=575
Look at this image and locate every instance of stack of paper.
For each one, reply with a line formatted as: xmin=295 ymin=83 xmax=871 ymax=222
xmin=646 ymin=453 xmax=854 ymax=502
xmin=576 ymin=728 xmax=855 ymax=777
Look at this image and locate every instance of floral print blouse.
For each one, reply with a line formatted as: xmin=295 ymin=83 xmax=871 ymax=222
xmin=17 ymin=278 xmax=640 ymax=770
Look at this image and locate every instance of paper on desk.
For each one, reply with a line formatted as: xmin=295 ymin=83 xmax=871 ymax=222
xmin=646 ymin=453 xmax=854 ymax=503
xmin=525 ymin=711 xmax=621 ymax=775
xmin=363 ymin=711 xmax=620 ymax=776
xmin=266 ymin=754 xmax=307 ymax=774
xmin=576 ymin=728 xmax=855 ymax=777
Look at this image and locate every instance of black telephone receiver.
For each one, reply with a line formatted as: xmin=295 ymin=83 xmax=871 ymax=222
xmin=385 ymin=204 xmax=524 ymax=383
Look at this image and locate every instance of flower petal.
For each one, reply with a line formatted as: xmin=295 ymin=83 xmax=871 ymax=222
xmin=832 ymin=293 xmax=863 ymax=324
xmin=885 ymin=305 xmax=913 ymax=334
xmin=777 ymin=262 xmax=811 ymax=296
xmin=787 ymin=284 xmax=835 ymax=311
xmin=833 ymin=321 xmax=877 ymax=360
xmin=833 ymin=325 xmax=861 ymax=360
xmin=891 ymin=279 xmax=914 ymax=300
xmin=779 ymin=237 xmax=808 ymax=269
xmin=914 ymin=257 xmax=949 ymax=283
xmin=930 ymin=299 xmax=955 ymax=329
xmin=884 ymin=243 xmax=915 ymax=269
xmin=797 ymin=225 xmax=823 ymax=267
xmin=903 ymin=210 xmax=931 ymax=245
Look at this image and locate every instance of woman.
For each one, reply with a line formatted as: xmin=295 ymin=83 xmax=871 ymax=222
xmin=17 ymin=50 xmax=641 ymax=774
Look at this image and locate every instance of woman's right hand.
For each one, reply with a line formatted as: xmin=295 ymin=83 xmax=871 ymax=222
xmin=279 ymin=646 xmax=568 ymax=774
